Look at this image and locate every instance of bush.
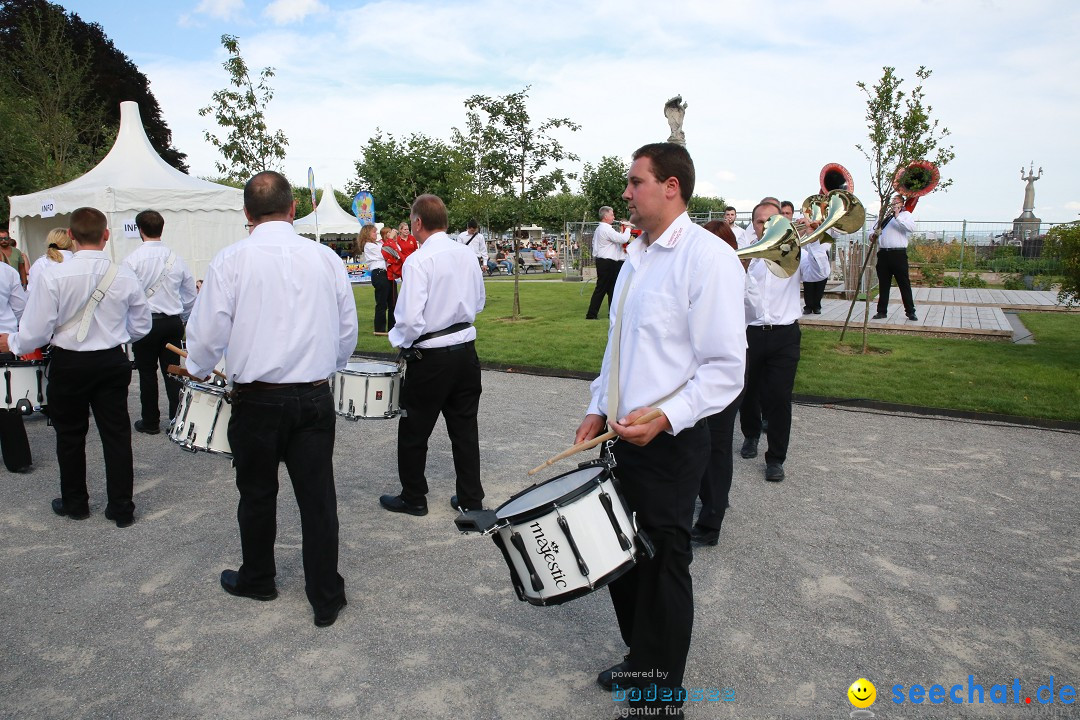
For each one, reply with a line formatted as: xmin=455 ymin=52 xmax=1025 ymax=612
xmin=1003 ymin=273 xmax=1025 ymax=290
xmin=943 ymin=272 xmax=987 ymax=288
xmin=920 ymin=264 xmax=943 ymax=286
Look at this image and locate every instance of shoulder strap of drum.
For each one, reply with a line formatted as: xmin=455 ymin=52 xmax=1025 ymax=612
xmin=145 ymin=251 xmax=177 ymax=298
xmin=415 ymin=321 xmax=472 ymax=345
xmin=55 ymin=262 xmax=120 ymax=342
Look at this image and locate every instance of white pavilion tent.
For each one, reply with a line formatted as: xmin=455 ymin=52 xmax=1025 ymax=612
xmin=6 ymin=101 xmax=245 ymax=280
xmin=293 ymin=184 xmax=364 ymax=240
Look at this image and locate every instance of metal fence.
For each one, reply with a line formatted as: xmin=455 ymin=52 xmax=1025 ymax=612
xmin=559 ymin=216 xmax=1067 ymax=292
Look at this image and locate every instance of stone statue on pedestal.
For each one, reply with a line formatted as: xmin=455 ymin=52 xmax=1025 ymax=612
xmin=664 ymin=96 xmax=687 ymax=146
xmin=1012 ymin=162 xmax=1044 ymax=254
xmin=1020 ymin=163 xmax=1042 ymax=212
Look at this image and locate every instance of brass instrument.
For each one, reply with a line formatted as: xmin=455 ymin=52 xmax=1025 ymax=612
xmin=820 ymin=163 xmax=855 ymax=193
xmin=892 ymin=160 xmax=940 ymax=199
xmin=735 ymin=216 xmax=802 ymax=278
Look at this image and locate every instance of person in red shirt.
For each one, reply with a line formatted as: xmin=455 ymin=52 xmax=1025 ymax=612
xmin=381 ymin=223 xmax=419 ymax=316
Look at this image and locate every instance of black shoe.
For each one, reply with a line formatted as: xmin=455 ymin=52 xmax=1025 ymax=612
xmin=12 ymin=464 xmax=32 ymax=474
xmin=314 ymin=597 xmax=347 ymax=627
xmin=906 ymin=312 xmax=918 ymax=321
xmin=872 ymin=312 xmax=887 ymax=320
xmin=450 ymin=494 xmax=483 ymax=512
xmin=219 ymin=569 xmax=278 ymax=601
xmin=690 ymin=524 xmax=720 ymax=546
xmin=765 ymin=463 xmax=785 ymax=482
xmin=597 ymin=655 xmax=631 ymax=691
xmin=803 ymin=307 xmax=813 ymax=315
xmin=585 ymin=315 xmax=598 ymax=320
xmin=379 ymin=494 xmax=428 ymax=516
xmin=104 ymin=507 xmax=134 ymax=528
xmin=51 ymin=497 xmax=89 ymax=520
xmin=134 ymin=419 xmax=160 ymax=435
xmin=740 ymin=437 xmax=758 ymax=459
xmin=812 ymin=309 xmax=822 ymax=315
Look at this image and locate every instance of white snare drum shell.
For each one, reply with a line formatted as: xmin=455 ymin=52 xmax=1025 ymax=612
xmin=168 ymin=381 xmax=233 ymax=457
xmin=332 ymin=361 xmax=402 ymax=419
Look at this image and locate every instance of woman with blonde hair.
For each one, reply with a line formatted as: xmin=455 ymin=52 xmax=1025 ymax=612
xmin=358 ymin=224 xmax=391 ymax=334
xmin=27 ymin=227 xmax=74 ymax=295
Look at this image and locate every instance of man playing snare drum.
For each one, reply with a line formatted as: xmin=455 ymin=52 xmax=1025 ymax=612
xmin=185 ymin=171 xmax=358 ymax=628
xmin=575 ymin=143 xmax=745 ymax=715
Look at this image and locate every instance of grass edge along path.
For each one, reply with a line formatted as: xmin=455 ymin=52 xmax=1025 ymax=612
xmin=351 ymin=283 xmax=1080 ymax=424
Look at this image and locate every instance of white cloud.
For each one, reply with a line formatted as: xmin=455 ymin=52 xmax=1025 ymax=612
xmin=264 ymin=0 xmax=328 ymax=25
xmin=137 ymin=0 xmax=1080 ymax=223
xmin=194 ymin=0 xmax=245 ymax=22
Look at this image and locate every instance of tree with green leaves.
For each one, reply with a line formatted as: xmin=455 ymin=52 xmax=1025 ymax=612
xmin=856 ymin=66 xmax=955 ymax=216
xmin=348 ymin=130 xmax=463 ymax=227
xmin=687 ymin=196 xmax=729 ymax=216
xmin=1044 ymin=222 xmax=1080 ymax=307
xmin=451 ymin=85 xmax=580 ymax=317
xmin=581 ymin=156 xmax=629 ymax=220
xmin=199 ymin=34 xmax=288 ymax=183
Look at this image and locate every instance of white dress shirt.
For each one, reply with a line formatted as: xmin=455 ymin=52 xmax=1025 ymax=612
xmin=390 ymin=232 xmax=485 ymax=350
xmin=878 ymin=210 xmax=916 ymax=249
xmin=363 ymin=240 xmax=387 ymax=271
xmin=745 ymin=252 xmax=802 ymax=326
xmin=122 ymin=240 xmax=197 ymax=317
xmin=456 ymin=230 xmax=488 ymax=262
xmin=592 ymin=221 xmax=629 ymax=261
xmin=799 ymin=239 xmax=832 ymax=282
xmin=0 ymin=263 xmax=26 ymax=335
xmin=27 ymin=250 xmax=73 ymax=297
xmin=586 ymin=213 xmax=746 ymax=435
xmin=9 ymin=250 xmax=152 ymax=355
xmin=184 ymin=221 xmax=358 ymax=384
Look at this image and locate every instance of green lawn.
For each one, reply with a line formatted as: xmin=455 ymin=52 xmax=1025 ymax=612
xmin=352 ymin=282 xmax=1080 ymax=422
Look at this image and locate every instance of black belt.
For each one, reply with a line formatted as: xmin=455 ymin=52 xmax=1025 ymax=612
xmin=151 ymin=313 xmax=180 ymax=320
xmin=415 ymin=340 xmax=473 ymax=356
xmin=233 ymin=379 xmax=328 ymax=392
xmin=749 ymin=321 xmax=797 ymax=331
xmin=878 ymin=247 xmax=907 ymax=252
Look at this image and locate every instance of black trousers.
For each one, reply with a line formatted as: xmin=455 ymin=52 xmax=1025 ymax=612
xmin=397 ymin=341 xmax=483 ymax=509
xmin=607 ymin=421 xmax=709 ymax=708
xmin=802 ymin=279 xmax=827 ymax=312
xmin=876 ymin=248 xmax=916 ymax=315
xmin=740 ymin=323 xmax=800 ymax=465
xmin=227 ymin=382 xmax=344 ymax=614
xmin=0 ymin=352 xmax=32 ymax=472
xmin=586 ymin=258 xmax=623 ymax=319
xmin=696 ymin=395 xmax=740 ymax=531
xmin=131 ymin=314 xmax=184 ymax=424
xmin=48 ymin=347 xmax=134 ymax=518
xmin=371 ymin=269 xmax=393 ymax=332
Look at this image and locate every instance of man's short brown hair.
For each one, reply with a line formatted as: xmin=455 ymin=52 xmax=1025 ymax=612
xmin=631 ymin=142 xmax=695 ymax=204
xmin=135 ymin=210 xmax=165 ymax=238
xmin=244 ymin=171 xmax=294 ymax=220
xmin=411 ymin=194 xmax=448 ymax=231
xmin=70 ymin=207 xmax=108 ymax=245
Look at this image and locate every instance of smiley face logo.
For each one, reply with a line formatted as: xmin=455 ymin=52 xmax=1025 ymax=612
xmin=848 ymin=678 xmax=876 ymax=708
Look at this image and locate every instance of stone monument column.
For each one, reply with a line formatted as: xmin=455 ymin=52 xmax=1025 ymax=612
xmin=1013 ymin=162 xmax=1043 ymax=257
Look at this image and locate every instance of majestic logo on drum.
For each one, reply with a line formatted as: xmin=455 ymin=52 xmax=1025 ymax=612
xmin=530 ymin=522 xmax=567 ymax=588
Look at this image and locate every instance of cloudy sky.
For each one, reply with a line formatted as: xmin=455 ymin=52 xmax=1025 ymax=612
xmin=62 ymin=0 xmax=1079 ymax=222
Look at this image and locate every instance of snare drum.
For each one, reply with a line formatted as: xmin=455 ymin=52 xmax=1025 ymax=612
xmin=331 ymin=360 xmax=402 ymax=419
xmin=168 ymin=380 xmax=232 ymax=457
xmin=488 ymin=463 xmax=646 ymax=606
xmin=1 ymin=360 xmax=48 ymax=414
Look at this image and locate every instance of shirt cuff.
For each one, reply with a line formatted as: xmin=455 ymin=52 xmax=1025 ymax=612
xmin=658 ymin=395 xmax=693 ymax=435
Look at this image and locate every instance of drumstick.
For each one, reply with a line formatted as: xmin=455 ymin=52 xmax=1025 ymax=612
xmin=527 ymin=409 xmax=664 ymax=476
xmin=165 ymin=343 xmax=227 ymax=381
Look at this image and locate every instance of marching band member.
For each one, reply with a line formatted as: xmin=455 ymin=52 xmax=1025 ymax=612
xmin=186 ymin=171 xmax=358 ymax=627
xmin=380 ymin=194 xmax=486 ymax=517
xmin=584 ymin=206 xmax=629 ymax=320
xmin=0 ymin=207 xmax=151 ymax=526
xmin=123 ymin=210 xmax=197 ymax=434
xmin=872 ymin=194 xmax=918 ymax=321
xmin=0 ymin=262 xmax=31 ymax=473
xmin=576 ymin=143 xmax=745 ymax=715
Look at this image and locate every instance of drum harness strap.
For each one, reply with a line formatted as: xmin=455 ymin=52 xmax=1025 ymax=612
xmin=397 ymin=322 xmax=473 ymax=362
xmin=603 ymin=271 xmax=684 ymax=460
xmin=144 ymin=251 xmax=177 ymax=298
xmin=54 ymin=262 xmax=120 ymax=343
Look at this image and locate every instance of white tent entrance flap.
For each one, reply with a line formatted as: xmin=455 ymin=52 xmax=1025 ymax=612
xmin=7 ymin=101 xmax=245 ymax=280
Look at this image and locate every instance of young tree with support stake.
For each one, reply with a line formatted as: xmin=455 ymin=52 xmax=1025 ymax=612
xmin=452 ymin=86 xmax=579 ymax=319
xmin=843 ymin=66 xmax=955 ymax=350
xmin=199 ymin=34 xmax=288 ymax=183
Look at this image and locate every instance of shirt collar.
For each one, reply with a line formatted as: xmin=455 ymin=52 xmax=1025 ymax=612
xmin=73 ymin=249 xmax=110 ymax=259
xmin=629 ymin=212 xmax=693 ymax=265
